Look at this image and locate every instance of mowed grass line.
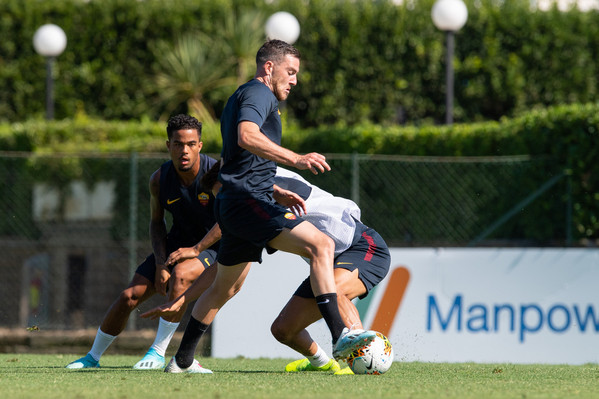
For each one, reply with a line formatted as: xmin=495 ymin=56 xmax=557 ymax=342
xmin=0 ymin=354 xmax=597 ymax=399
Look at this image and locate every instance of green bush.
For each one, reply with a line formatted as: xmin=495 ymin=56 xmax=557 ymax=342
xmin=0 ymin=116 xmax=223 ymax=154
xmin=2 ymin=0 xmax=599 ymax=126
xmin=0 ymin=102 xmax=597 ymax=241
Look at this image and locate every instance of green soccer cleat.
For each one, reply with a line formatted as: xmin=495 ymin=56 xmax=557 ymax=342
xmin=285 ymin=358 xmax=341 ymax=373
xmin=334 ymin=366 xmax=355 ymax=375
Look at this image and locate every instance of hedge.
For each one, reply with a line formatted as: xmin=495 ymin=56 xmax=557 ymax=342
xmin=1 ymin=102 xmax=597 ymax=241
xmin=2 ymin=0 xmax=599 ymax=126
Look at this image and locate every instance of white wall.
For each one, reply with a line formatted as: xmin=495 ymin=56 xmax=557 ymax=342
xmin=212 ymin=248 xmax=599 ymax=364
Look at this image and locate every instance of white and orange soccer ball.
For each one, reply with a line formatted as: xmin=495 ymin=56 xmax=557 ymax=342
xmin=346 ymin=331 xmax=393 ymax=375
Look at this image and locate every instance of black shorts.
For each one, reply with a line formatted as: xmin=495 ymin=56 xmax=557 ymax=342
xmin=293 ymin=223 xmax=390 ymax=299
xmin=135 ymin=247 xmax=217 ymax=284
xmin=215 ymin=195 xmax=303 ymax=266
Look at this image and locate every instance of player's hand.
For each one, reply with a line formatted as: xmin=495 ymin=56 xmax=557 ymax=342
xmin=273 ymin=187 xmax=307 ymax=216
xmin=296 ymin=152 xmax=331 ymax=175
xmin=154 ymin=266 xmax=170 ymax=296
xmin=166 ymin=247 xmax=199 ymax=266
xmin=140 ymin=299 xmax=182 ymax=320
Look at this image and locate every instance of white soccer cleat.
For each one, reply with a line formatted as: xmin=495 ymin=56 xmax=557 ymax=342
xmin=133 ymin=348 xmax=165 ymax=370
xmin=164 ymin=357 xmax=213 ymax=374
xmin=332 ymin=328 xmax=377 ymax=361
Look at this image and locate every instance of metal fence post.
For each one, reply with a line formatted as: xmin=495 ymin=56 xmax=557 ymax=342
xmin=127 ymin=151 xmax=138 ymax=330
xmin=566 ymin=147 xmax=573 ymax=246
xmin=351 ymin=152 xmax=360 ymax=206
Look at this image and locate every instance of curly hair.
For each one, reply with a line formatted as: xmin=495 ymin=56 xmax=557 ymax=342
xmin=256 ymin=39 xmax=300 ymax=67
xmin=166 ymin=114 xmax=202 ymax=139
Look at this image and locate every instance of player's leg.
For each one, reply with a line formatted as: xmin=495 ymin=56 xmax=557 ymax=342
xmin=272 ymin=268 xmax=366 ymax=373
xmin=269 ymin=222 xmax=347 ymax=344
xmin=66 ymin=272 xmax=155 ymax=369
xmin=269 ymin=222 xmax=336 ymax=296
xmin=167 ymin=261 xmax=252 ymax=372
xmin=134 ymin=256 xmax=211 ymax=370
xmin=272 ymin=268 xmax=366 ymax=352
xmin=166 ymin=258 xmax=208 ymax=321
xmin=331 ymin=225 xmax=392 ymax=360
xmin=100 ymin=273 xmax=156 ymax=335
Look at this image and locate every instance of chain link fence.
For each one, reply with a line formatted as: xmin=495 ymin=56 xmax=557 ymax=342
xmin=0 ymin=152 xmax=570 ymax=331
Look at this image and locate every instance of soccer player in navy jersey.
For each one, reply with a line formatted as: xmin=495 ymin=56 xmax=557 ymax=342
xmin=163 ymin=40 xmax=377 ymax=374
xmin=141 ymin=165 xmax=391 ymax=374
xmin=66 ymin=115 xmax=220 ymax=371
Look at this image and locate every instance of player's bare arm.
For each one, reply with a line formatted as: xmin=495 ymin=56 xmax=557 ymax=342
xmin=238 ymin=121 xmax=330 ymax=174
xmin=273 ymin=184 xmax=307 ymax=216
xmin=141 ymin=295 xmax=185 ymax=320
xmin=149 ymin=169 xmax=170 ymax=296
xmin=165 ymin=223 xmax=222 ymax=266
xmin=141 ymin=263 xmax=218 ymax=320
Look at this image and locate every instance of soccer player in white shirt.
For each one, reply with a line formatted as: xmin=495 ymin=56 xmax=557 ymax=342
xmin=270 ymin=168 xmax=391 ymax=374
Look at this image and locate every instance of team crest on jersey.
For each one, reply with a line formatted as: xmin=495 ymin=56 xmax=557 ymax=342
xmin=198 ymin=192 xmax=210 ymax=206
xmin=284 ymin=212 xmax=296 ymax=220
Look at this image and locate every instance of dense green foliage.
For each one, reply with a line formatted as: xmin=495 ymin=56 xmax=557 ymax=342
xmin=2 ymin=0 xmax=599 ymax=125
xmin=1 ymin=354 xmax=598 ymax=399
xmin=0 ymin=103 xmax=597 ymax=242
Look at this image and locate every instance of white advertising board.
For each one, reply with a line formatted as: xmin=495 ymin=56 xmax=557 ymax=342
xmin=212 ymin=248 xmax=599 ymax=364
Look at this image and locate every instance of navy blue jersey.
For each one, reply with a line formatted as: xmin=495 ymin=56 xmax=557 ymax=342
xmin=218 ymin=79 xmax=282 ymax=199
xmin=159 ymin=154 xmax=219 ymax=250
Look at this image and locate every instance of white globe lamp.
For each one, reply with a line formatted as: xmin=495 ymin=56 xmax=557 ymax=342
xmin=432 ymin=0 xmax=468 ymax=32
xmin=265 ymin=11 xmax=300 ymax=44
xmin=431 ymin=0 xmax=468 ymax=125
xmin=33 ymin=24 xmax=67 ymax=120
xmin=33 ymin=24 xmax=67 ymax=57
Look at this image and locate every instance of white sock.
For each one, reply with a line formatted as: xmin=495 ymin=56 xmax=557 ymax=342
xmin=308 ymin=344 xmax=331 ymax=367
xmin=149 ymin=318 xmax=179 ymax=357
xmin=88 ymin=328 xmax=116 ymax=362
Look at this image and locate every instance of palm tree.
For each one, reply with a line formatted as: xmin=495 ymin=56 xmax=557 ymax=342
xmin=151 ymin=10 xmax=267 ymax=122
xmin=221 ymin=9 xmax=267 ymax=86
xmin=152 ymin=33 xmax=237 ymax=123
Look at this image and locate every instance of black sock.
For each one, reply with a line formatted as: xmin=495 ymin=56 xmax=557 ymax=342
xmin=315 ymin=293 xmax=346 ymax=344
xmin=174 ymin=316 xmax=209 ymax=368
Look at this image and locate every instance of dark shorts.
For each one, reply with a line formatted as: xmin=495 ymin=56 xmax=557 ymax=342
xmin=294 ymin=223 xmax=390 ymax=299
xmin=215 ymin=195 xmax=303 ymax=266
xmin=135 ymin=247 xmax=218 ymax=284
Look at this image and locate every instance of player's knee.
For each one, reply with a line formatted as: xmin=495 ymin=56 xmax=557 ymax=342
xmin=118 ymin=288 xmax=141 ymax=310
xmin=170 ymin=269 xmax=195 ymax=296
xmin=308 ymin=233 xmax=334 ymax=260
xmin=270 ymin=317 xmax=292 ymax=344
xmin=227 ymin=280 xmax=244 ymax=298
xmin=210 ymin=280 xmax=243 ymax=303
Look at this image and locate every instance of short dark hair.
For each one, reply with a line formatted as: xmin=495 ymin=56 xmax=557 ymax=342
xmin=166 ymin=114 xmax=202 ymax=140
xmin=256 ymin=39 xmax=300 ymax=67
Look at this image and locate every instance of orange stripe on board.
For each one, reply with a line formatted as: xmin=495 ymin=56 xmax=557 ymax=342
xmin=370 ymin=266 xmax=410 ymax=337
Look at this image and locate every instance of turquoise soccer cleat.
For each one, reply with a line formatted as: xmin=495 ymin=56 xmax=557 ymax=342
xmin=332 ymin=328 xmax=377 ymax=361
xmin=65 ymin=353 xmax=100 ymax=369
xmin=133 ymin=348 xmax=166 ymax=370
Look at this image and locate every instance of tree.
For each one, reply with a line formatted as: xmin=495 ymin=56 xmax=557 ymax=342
xmin=152 ymin=33 xmax=237 ymax=123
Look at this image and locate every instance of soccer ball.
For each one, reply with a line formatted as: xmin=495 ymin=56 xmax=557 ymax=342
xmin=346 ymin=331 xmax=393 ymax=375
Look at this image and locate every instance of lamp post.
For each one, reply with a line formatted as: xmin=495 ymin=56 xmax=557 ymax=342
xmin=265 ymin=11 xmax=300 ymax=44
xmin=432 ymin=0 xmax=468 ymax=125
xmin=33 ymin=24 xmax=67 ymax=120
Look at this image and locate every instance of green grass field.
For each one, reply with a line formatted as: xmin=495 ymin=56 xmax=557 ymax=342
xmin=1 ymin=354 xmax=597 ymax=399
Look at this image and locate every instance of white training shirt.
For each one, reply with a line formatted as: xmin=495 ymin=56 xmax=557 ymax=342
xmin=274 ymin=167 xmax=361 ymax=257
